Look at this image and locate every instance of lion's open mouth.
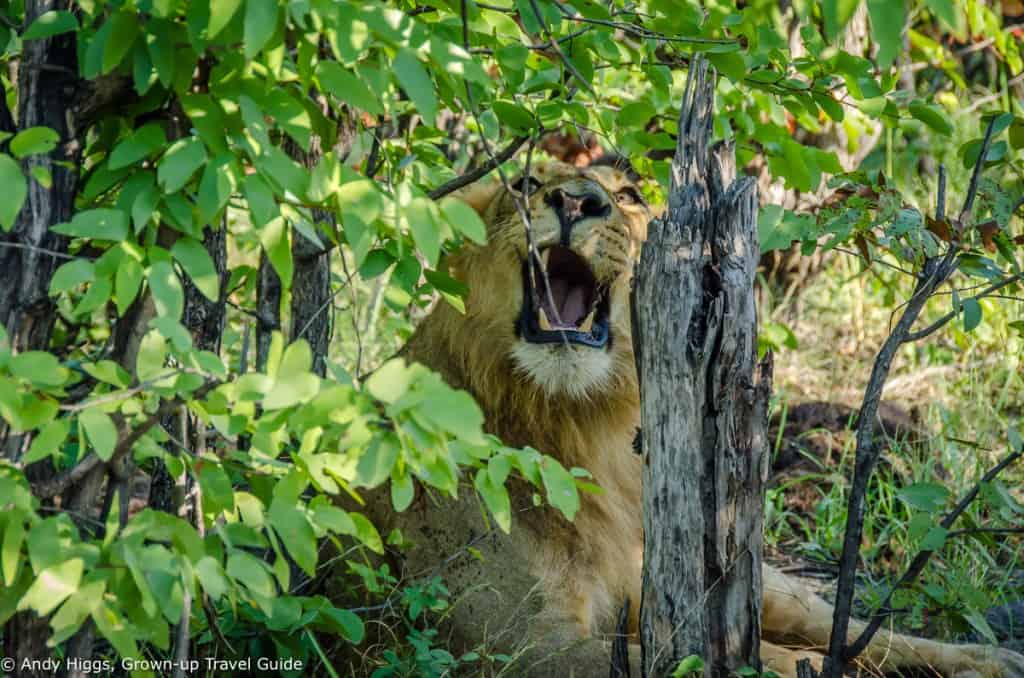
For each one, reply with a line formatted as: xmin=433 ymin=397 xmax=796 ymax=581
xmin=518 ymin=246 xmax=611 ymax=348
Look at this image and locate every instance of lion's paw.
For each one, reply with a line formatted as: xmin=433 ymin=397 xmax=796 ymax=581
xmin=952 ymin=645 xmax=1024 ymax=678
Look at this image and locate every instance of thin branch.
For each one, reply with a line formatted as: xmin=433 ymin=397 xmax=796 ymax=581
xmin=428 ymin=134 xmax=529 ymax=200
xmin=527 ymin=0 xmax=595 ymax=95
xmin=0 ymin=241 xmax=83 ymax=261
xmin=59 ymin=369 xmax=196 ymax=412
xmin=551 ymin=1 xmax=735 ymax=45
xmin=31 ymin=381 xmax=217 ymax=500
xmin=903 ymin=272 xmax=1023 ymax=343
xmin=936 ymin=164 xmax=946 ymax=221
xmin=947 ymin=527 xmax=1024 ymax=539
xmin=959 ymin=117 xmax=999 ymax=224
xmin=844 ymin=447 xmax=1023 ymax=660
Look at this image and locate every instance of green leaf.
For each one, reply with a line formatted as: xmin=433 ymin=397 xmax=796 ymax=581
xmin=474 ymin=470 xmax=511 ymax=532
xmin=405 ymin=197 xmax=442 ymax=267
xmin=2 ymin=513 xmax=26 ymax=586
xmin=30 ymin=165 xmax=52 ymax=189
xmin=52 ymin=208 xmax=129 ymax=241
xmin=109 ymin=123 xmax=167 ymax=170
xmin=417 ymin=385 xmax=485 ymax=444
xmin=197 ymin=155 xmax=237 ymax=224
xmin=365 ymin=359 xmax=414 ymax=404
xmin=9 ymin=351 xmax=67 ymax=386
xmin=898 ymin=483 xmax=951 ymax=512
xmin=867 ymin=0 xmax=904 ymax=68
xmin=10 ymin=127 xmax=60 ymax=159
xmin=22 ymin=10 xmax=79 ymax=40
xmin=258 ymin=216 xmax=293 ymax=287
xmin=393 ymin=49 xmax=437 ymax=124
xmin=263 ymin=341 xmax=319 ymax=410
xmin=17 ymin=558 xmax=83 ymax=616
xmin=672 ymin=655 xmax=705 ymax=677
xmin=921 ymin=525 xmax=948 ymax=551
xmin=823 ymin=0 xmax=861 ymax=41
xmin=316 ymin=62 xmax=383 ymax=115
xmin=197 ymin=461 xmax=235 ymax=515
xmin=492 ymin=100 xmax=535 ymax=133
xmin=49 ymin=259 xmax=95 ymax=295
xmin=208 ymin=0 xmax=243 ymax=38
xmin=0 ymin=154 xmax=27 ymax=230
xmin=269 ymin=503 xmax=317 ymax=576
xmin=539 ymin=457 xmax=580 ymax=521
xmin=244 ymin=0 xmax=279 ymax=58
xmin=172 ymin=237 xmax=219 ymax=301
xmin=440 ymin=197 xmax=488 ymax=245
xmin=158 ymin=137 xmax=207 ymax=193
xmin=354 ymin=437 xmax=399 ymax=488
xmin=80 ymin=409 xmax=118 ymax=461
xmin=391 ymin=468 xmax=414 ymax=512
xmin=135 ymin=330 xmax=167 ymax=382
xmin=348 ymin=512 xmax=383 ymax=553
xmin=149 ymin=260 xmax=184 ymax=320
xmin=244 ymin=173 xmax=278 ymax=227
xmin=196 ymin=557 xmax=228 ymax=600
xmin=115 ymin=257 xmax=144 ymax=315
xmin=962 ymin=298 xmax=982 ymax=332
xmin=318 ymin=606 xmax=365 ymax=643
xmin=924 ymin=0 xmax=961 ymax=33
xmin=102 ymin=11 xmax=139 ymax=74
xmin=227 ymin=551 xmax=277 ymax=597
xmin=23 ymin=418 xmax=70 ymax=465
xmin=909 ymin=103 xmax=953 ymax=136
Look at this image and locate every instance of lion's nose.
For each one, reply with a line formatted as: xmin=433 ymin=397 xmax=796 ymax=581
xmin=545 ymin=188 xmax=611 ymax=244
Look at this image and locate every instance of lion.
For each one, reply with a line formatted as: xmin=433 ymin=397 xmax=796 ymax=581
xmin=364 ymin=161 xmax=1024 ymax=677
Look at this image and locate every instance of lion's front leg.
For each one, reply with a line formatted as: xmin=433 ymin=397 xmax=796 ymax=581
xmin=762 ymin=565 xmax=1024 ymax=677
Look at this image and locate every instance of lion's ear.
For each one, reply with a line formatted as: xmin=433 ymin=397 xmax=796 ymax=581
xmin=450 ymin=178 xmax=502 ymax=216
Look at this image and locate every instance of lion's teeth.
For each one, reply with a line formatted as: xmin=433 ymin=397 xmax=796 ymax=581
xmin=539 ymin=248 xmax=550 ymax=268
xmin=538 ymin=308 xmax=553 ymax=331
xmin=578 ymin=309 xmax=595 ymax=333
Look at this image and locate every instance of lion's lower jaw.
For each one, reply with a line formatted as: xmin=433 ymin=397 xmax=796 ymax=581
xmin=510 ymin=341 xmax=616 ymax=399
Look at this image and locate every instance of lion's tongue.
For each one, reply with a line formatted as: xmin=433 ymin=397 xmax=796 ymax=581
xmin=541 ymin=278 xmax=588 ymax=328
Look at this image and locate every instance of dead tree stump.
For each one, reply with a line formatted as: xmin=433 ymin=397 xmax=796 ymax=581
xmin=633 ymin=57 xmax=772 ymax=678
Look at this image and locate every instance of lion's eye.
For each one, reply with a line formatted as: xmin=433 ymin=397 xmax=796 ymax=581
xmin=511 ymin=175 xmax=543 ymax=197
xmin=616 ymin=187 xmax=644 ymax=206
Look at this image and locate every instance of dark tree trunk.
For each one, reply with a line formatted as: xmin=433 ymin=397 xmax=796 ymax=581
xmin=633 ymin=57 xmax=771 ymax=678
xmin=0 ymin=1 xmax=81 ymax=357
xmin=1 ymin=2 xmax=82 ymax=672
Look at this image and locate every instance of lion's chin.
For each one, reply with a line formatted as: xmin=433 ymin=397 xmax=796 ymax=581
xmin=510 ymin=341 xmax=615 ymax=399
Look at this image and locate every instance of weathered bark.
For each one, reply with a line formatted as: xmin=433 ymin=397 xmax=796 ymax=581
xmin=633 ymin=57 xmax=771 ymax=678
xmin=0 ymin=2 xmax=81 ymax=357
xmin=1 ymin=2 xmax=82 ymax=672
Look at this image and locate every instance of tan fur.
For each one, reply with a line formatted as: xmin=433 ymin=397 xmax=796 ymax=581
xmin=368 ymin=163 xmax=1024 ymax=677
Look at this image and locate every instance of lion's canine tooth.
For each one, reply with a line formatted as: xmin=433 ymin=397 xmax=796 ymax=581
xmin=578 ymin=309 xmax=595 ymax=333
xmin=539 ymin=248 xmax=550 ymax=268
xmin=538 ymin=307 xmax=553 ymax=331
